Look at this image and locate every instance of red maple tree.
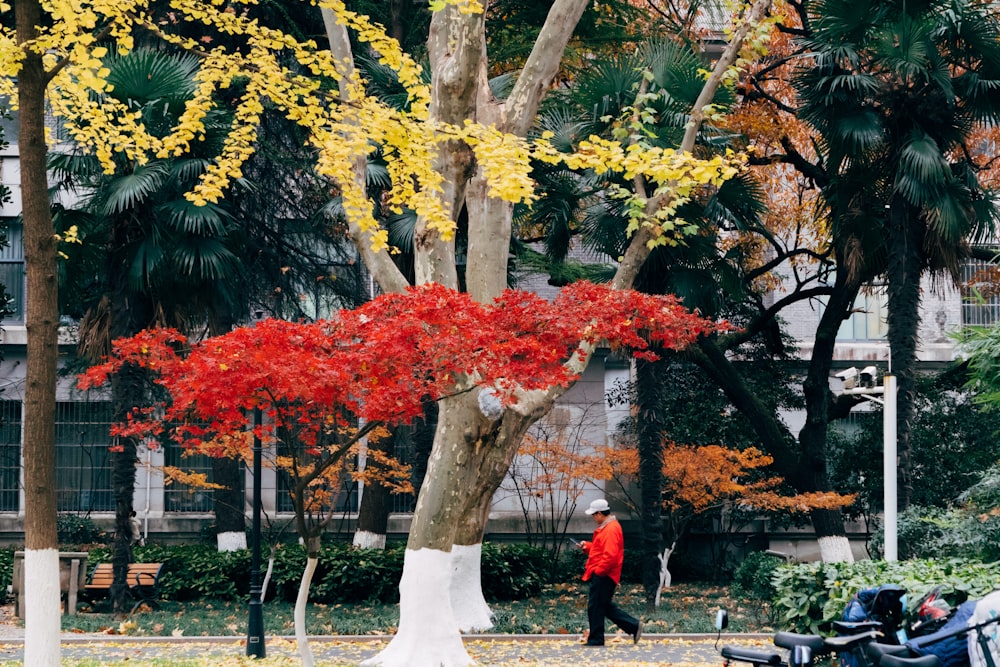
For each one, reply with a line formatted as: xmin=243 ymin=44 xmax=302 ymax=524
xmin=78 ymin=281 xmax=724 ymax=546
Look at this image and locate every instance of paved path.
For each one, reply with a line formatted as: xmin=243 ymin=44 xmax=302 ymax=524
xmin=0 ymin=632 xmax=771 ymax=665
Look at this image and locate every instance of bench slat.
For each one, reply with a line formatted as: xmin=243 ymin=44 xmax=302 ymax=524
xmin=83 ymin=562 xmax=164 ymax=608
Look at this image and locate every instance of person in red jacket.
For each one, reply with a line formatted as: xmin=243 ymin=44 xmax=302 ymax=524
xmin=578 ymin=498 xmax=642 ymax=646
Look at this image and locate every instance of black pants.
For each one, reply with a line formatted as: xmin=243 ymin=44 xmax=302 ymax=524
xmin=586 ymin=574 xmax=639 ymax=645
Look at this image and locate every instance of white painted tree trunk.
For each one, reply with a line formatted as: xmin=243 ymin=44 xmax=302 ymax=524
xmin=325 ymin=1 xmax=776 ymax=664
xmin=261 ymin=548 xmax=275 ymax=603
xmin=361 ymin=549 xmax=472 ymax=667
xmin=818 ymin=535 xmax=855 ymax=563
xmin=216 ymin=531 xmax=247 ymax=552
xmin=450 ymin=543 xmax=493 ymax=632
xmin=353 ymin=530 xmax=387 ymax=550
xmin=23 ymin=548 xmax=61 ymax=667
xmin=295 ymin=556 xmax=319 ymax=667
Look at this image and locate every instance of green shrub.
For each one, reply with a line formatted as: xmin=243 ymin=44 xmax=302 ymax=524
xmin=57 ymin=514 xmax=105 ymax=545
xmin=80 ymin=541 xmax=559 ymax=605
xmin=311 ymin=543 xmax=404 ymax=604
xmin=772 ymin=558 xmax=1000 ymax=633
xmin=480 ymin=542 xmax=547 ymax=601
xmin=0 ymin=547 xmax=13 ymax=601
xmin=731 ymin=551 xmax=783 ymax=602
xmin=549 ymin=546 xmax=586 ymax=584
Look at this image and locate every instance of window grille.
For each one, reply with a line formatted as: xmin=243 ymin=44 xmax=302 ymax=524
xmin=275 ymin=440 xmax=357 ymax=515
xmin=55 ymin=401 xmax=113 ymax=512
xmin=960 ymin=260 xmax=1000 ymax=326
xmin=390 ymin=429 xmax=416 ymax=514
xmin=0 ymin=400 xmax=21 ymax=511
xmin=0 ymin=219 xmax=24 ymax=322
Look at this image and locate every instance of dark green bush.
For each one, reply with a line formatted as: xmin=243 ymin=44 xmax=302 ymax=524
xmin=86 ymin=543 xmax=249 ymax=601
xmin=0 ymin=547 xmax=13 ymax=601
xmin=479 ymin=542 xmax=547 ymax=601
xmin=311 ymin=543 xmax=404 ymax=604
xmin=731 ymin=551 xmax=783 ymax=602
xmin=81 ymin=541 xmax=557 ymax=605
xmin=57 ymin=514 xmax=105 ymax=545
xmin=772 ymin=558 xmax=1000 ymax=633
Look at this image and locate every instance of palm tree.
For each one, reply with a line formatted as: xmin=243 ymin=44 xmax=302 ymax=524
xmin=50 ymin=48 xmax=244 ymax=613
xmin=794 ymin=0 xmax=1000 ymax=510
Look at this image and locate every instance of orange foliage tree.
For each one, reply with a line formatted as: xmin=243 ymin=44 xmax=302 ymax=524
xmin=502 ymin=405 xmax=617 ymax=564
xmin=614 ymin=441 xmax=853 ymax=604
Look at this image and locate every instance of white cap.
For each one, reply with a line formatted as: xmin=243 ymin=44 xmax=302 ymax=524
xmin=584 ymin=498 xmax=611 ymax=515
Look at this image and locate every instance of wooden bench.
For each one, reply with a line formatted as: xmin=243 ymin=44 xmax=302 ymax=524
xmin=83 ymin=562 xmax=165 ymax=614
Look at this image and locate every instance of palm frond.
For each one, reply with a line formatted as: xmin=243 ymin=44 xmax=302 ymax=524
xmin=101 ymin=163 xmax=170 ymax=216
xmin=158 ymin=199 xmax=231 ymax=236
xmin=104 ymin=48 xmax=200 ymax=110
xmin=170 ymin=237 xmax=241 ymax=281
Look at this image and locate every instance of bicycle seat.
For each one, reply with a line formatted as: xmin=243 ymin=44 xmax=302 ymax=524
xmin=823 ymin=630 xmax=881 ymax=651
xmin=879 ymin=655 xmax=940 ymax=667
xmin=721 ymin=645 xmax=783 ymax=666
xmin=865 ymin=641 xmax=911 ymax=663
xmin=774 ymin=632 xmax=827 ymax=653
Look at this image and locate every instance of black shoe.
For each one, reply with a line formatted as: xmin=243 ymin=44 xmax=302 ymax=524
xmin=633 ymin=621 xmax=643 ymax=644
xmin=584 ymin=641 xmax=605 ymax=647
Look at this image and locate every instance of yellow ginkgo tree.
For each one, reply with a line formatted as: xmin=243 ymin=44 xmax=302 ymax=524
xmin=2 ymin=0 xmax=774 ymax=664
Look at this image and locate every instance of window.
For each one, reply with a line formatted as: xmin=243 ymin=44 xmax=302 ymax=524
xmin=836 ymin=287 xmax=889 ymax=341
xmin=0 ymin=400 xmax=20 ymax=512
xmin=0 ymin=219 xmax=24 ymax=323
xmin=960 ymin=260 xmax=1000 ymax=326
xmin=162 ymin=441 xmax=215 ymax=513
xmin=275 ymin=440 xmax=357 ymax=515
xmin=55 ymin=401 xmax=114 ymax=512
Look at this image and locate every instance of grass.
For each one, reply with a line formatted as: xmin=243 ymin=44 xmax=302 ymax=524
xmin=55 ymin=582 xmax=775 ymax=638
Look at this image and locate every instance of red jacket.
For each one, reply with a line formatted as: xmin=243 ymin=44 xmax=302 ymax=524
xmin=582 ymin=516 xmax=624 ymax=584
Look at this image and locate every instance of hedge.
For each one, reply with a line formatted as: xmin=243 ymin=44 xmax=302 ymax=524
xmin=15 ymin=541 xmax=567 ymax=605
xmin=771 ymin=558 xmax=1000 ymax=633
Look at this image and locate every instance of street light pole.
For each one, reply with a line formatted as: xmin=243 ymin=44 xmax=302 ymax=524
xmin=882 ymin=374 xmax=897 ymax=561
xmin=247 ymin=406 xmax=265 ymax=657
xmin=834 ymin=367 xmax=898 ymax=562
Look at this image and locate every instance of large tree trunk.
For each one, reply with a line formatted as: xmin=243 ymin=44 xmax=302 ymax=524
xmin=17 ymin=1 xmax=62 ymax=661
xmin=885 ymin=196 xmax=924 ymax=512
xmin=798 ymin=265 xmax=863 ymax=561
xmin=363 ymin=394 xmax=539 ymax=665
xmin=213 ymin=457 xmax=247 ymax=551
xmin=108 ymin=223 xmax=153 ymax=612
xmin=350 ymin=1 xmax=772 ymax=663
xmin=204 ymin=315 xmax=247 ymax=551
xmin=635 ymin=356 xmax=667 ymax=612
xmin=353 ymin=431 xmax=394 ymax=550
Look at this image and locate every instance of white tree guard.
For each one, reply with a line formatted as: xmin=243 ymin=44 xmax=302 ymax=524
xmin=361 ymin=548 xmax=473 ymax=667
xmin=450 ymin=543 xmax=494 ymax=632
xmin=654 ymin=543 xmax=675 ymax=608
xmin=24 ymin=548 xmax=61 ymax=667
xmin=818 ymin=535 xmax=855 ymax=563
xmin=216 ymin=531 xmax=247 ymax=552
xmin=353 ymin=530 xmax=387 ymax=550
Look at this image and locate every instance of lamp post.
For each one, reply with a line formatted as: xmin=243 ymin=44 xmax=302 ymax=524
xmin=882 ymin=374 xmax=897 ymax=561
xmin=834 ymin=367 xmax=898 ymax=561
xmin=246 ymin=406 xmax=265 ymax=657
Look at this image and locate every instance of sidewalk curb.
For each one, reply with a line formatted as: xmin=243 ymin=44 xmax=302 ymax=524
xmin=0 ymin=632 xmax=774 ymax=645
